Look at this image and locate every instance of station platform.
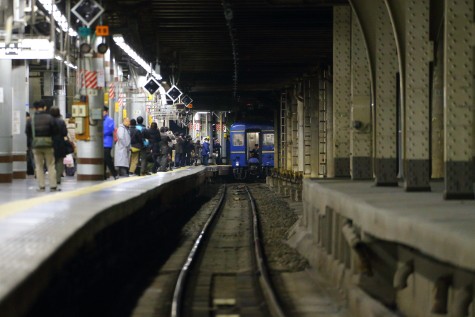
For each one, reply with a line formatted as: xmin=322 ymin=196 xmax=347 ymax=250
xmin=284 ymin=178 xmax=475 ymax=317
xmin=0 ymin=166 xmax=208 ymax=317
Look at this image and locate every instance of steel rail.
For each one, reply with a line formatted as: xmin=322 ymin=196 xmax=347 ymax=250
xmin=246 ymin=185 xmax=287 ymax=317
xmin=170 ymin=185 xmax=227 ymax=317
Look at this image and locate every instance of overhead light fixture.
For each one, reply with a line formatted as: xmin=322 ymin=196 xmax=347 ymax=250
xmin=38 ymin=0 xmax=78 ymax=37
xmin=112 ymin=35 xmax=162 ymax=80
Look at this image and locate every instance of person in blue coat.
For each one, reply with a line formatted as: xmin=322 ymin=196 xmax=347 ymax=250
xmin=103 ymin=106 xmax=118 ymax=180
xmin=201 ymin=137 xmax=210 ymax=166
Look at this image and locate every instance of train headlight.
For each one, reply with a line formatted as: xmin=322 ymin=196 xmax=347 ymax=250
xmin=235 ymin=161 xmax=240 ymax=167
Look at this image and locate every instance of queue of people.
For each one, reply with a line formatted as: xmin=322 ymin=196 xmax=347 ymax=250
xmin=26 ymin=100 xmax=223 ymax=191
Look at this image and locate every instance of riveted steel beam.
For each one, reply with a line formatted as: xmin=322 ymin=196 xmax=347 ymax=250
xmin=333 ymin=6 xmax=351 ymax=177
xmin=375 ymin=0 xmax=399 ymax=186
xmin=308 ymin=75 xmax=320 ymax=178
xmin=443 ymin=0 xmax=474 ymax=199
xmin=431 ymin=19 xmax=444 ymax=180
xmin=350 ymin=0 xmax=399 ymax=185
xmin=350 ymin=10 xmax=373 ymax=180
xmin=303 ymin=77 xmax=314 ymax=176
xmin=386 ymin=0 xmax=431 ymax=191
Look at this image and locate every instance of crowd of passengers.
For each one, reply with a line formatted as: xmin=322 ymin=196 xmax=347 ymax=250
xmin=106 ymin=108 xmax=221 ymax=178
xmin=26 ymin=101 xmax=221 ymax=192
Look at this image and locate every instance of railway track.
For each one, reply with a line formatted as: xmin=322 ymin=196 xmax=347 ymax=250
xmin=171 ymin=184 xmax=285 ymax=317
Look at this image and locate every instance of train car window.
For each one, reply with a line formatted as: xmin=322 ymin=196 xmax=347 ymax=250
xmin=232 ymin=133 xmax=244 ymax=146
xmin=263 ymin=133 xmax=274 ymax=147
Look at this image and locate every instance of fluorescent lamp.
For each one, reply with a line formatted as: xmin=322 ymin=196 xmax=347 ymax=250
xmin=112 ymin=35 xmax=162 ymax=80
xmin=38 ymin=0 xmax=78 ymax=37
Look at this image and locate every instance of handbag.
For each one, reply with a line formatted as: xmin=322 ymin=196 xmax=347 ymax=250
xmin=32 ymin=136 xmax=53 ymax=148
xmin=64 ymin=139 xmax=75 ymax=154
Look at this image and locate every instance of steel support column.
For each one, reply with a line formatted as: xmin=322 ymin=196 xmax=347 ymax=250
xmin=309 ymin=75 xmax=320 ymax=178
xmin=303 ymin=78 xmax=312 ymax=176
xmin=333 ymin=6 xmax=351 ymax=177
xmin=12 ymin=61 xmax=29 ymax=179
xmin=443 ymin=0 xmax=474 ymax=199
xmin=386 ymin=0 xmax=432 ymax=191
xmin=291 ymin=92 xmax=299 ymax=172
xmin=0 ymin=60 xmax=13 ymax=182
xmin=286 ymin=90 xmax=293 ymax=171
xmin=431 ymin=29 xmax=444 ymax=179
xmin=350 ymin=10 xmax=372 ymax=180
xmin=374 ymin=0 xmax=399 ymax=186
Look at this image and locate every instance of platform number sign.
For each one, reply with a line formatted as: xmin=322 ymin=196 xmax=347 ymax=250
xmin=72 ymin=0 xmax=104 ymax=27
xmin=166 ymin=85 xmax=183 ymax=102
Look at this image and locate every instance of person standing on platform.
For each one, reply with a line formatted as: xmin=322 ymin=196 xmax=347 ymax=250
xmin=114 ymin=117 xmax=131 ymax=177
xmin=174 ymin=133 xmax=184 ymax=167
xmin=136 ymin=116 xmax=151 ymax=175
xmin=50 ymin=107 xmax=68 ymax=186
xmin=157 ymin=126 xmax=171 ymax=172
xmin=103 ymin=106 xmax=118 ymax=180
xmin=148 ymin=122 xmax=161 ymax=173
xmin=26 ymin=112 xmax=35 ymax=175
xmin=25 ymin=100 xmax=59 ymax=192
xmin=129 ymin=119 xmax=142 ymax=175
xmin=201 ymin=137 xmax=210 ymax=166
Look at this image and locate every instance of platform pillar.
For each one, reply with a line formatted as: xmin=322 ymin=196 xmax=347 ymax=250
xmin=374 ymin=0 xmax=398 ymax=186
xmin=333 ymin=6 xmax=351 ymax=177
xmin=12 ymin=60 xmax=29 ymax=179
xmin=76 ymin=55 xmax=105 ymax=181
xmin=350 ymin=10 xmax=372 ymax=180
xmin=0 ymin=60 xmax=13 ymax=182
xmin=443 ymin=0 xmax=475 ymax=199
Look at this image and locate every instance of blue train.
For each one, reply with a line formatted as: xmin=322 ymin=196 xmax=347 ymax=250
xmin=229 ymin=122 xmax=275 ymax=180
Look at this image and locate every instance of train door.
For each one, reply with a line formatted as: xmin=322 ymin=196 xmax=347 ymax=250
xmin=246 ymin=131 xmax=260 ymax=161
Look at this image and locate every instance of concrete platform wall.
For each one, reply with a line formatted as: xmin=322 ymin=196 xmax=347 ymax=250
xmin=287 ymin=179 xmax=475 ymax=317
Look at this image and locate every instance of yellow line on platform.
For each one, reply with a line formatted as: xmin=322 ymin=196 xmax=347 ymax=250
xmin=0 ymin=176 xmax=140 ymax=220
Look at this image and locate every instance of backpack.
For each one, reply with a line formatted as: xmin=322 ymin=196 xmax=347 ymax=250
xmin=136 ymin=125 xmax=150 ymax=147
xmin=131 ymin=126 xmax=144 ymax=148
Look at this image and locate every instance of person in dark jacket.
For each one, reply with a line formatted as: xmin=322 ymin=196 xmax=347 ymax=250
xmin=201 ymin=137 xmax=210 ymax=166
xmin=136 ymin=116 xmax=150 ymax=175
xmin=26 ymin=112 xmax=35 ymax=175
xmin=25 ymin=100 xmax=59 ymax=192
xmin=148 ymin=122 xmax=161 ymax=173
xmin=157 ymin=126 xmax=171 ymax=172
xmin=174 ymin=133 xmax=184 ymax=167
xmin=50 ymin=107 xmax=68 ymax=185
xmin=103 ymin=106 xmax=118 ymax=180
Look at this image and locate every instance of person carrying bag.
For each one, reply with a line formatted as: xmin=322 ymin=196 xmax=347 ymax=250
xmin=25 ymin=100 xmax=59 ymax=192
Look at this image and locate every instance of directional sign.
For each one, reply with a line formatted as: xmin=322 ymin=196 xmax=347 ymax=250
xmin=143 ymin=78 xmax=161 ymax=95
xmin=72 ymin=0 xmax=104 ymax=27
xmin=181 ymin=95 xmax=193 ymax=107
xmin=166 ymin=85 xmax=183 ymax=102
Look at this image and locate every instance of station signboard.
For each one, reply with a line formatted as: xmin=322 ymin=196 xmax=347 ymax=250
xmin=0 ymin=39 xmax=54 ymax=59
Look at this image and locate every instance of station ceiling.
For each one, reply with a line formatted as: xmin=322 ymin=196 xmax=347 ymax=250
xmin=89 ymin=0 xmax=348 ymax=110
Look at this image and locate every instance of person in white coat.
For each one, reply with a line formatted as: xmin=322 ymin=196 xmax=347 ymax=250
xmin=114 ymin=117 xmax=131 ymax=177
